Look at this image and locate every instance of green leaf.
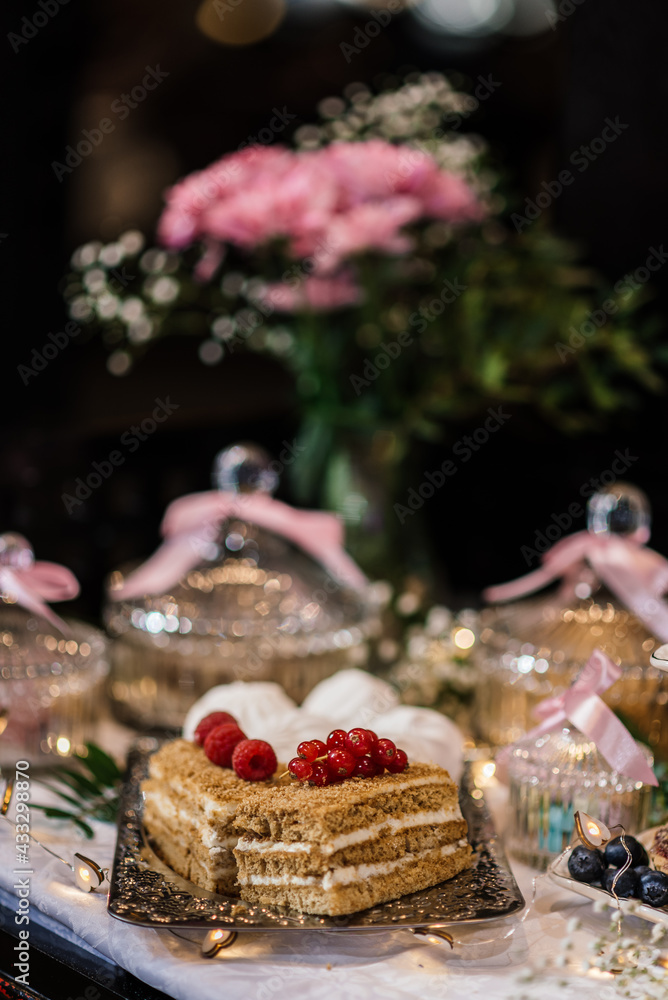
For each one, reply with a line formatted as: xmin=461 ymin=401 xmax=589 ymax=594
xmin=78 ymin=743 xmax=123 ymax=786
xmin=50 ymin=767 xmax=103 ymax=800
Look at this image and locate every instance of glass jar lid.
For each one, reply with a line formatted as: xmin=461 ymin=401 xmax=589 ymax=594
xmin=105 ymin=444 xmax=380 ymax=659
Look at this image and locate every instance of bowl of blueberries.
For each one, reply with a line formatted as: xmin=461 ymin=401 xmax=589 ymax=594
xmin=553 ymin=834 xmax=668 ymax=915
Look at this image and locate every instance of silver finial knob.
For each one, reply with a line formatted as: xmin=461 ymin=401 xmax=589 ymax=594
xmin=0 ymin=533 xmax=35 ymax=570
xmin=587 ymin=482 xmax=650 ymax=541
xmin=212 ymin=443 xmax=279 ymax=495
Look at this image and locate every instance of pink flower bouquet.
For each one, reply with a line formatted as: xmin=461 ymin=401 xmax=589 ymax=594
xmin=157 ymin=140 xmax=482 ymax=309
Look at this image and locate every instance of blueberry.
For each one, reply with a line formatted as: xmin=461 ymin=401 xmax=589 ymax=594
xmin=601 ymin=866 xmax=639 ymax=898
xmin=638 ymin=870 xmax=668 ymax=908
xmin=634 ymin=865 xmax=652 ymax=878
xmin=568 ymin=845 xmax=605 ymax=883
xmin=604 ymin=835 xmax=648 ymax=869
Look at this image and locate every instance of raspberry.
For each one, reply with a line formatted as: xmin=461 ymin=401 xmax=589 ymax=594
xmin=194 ymin=711 xmax=238 ymax=746
xmin=203 ymin=723 xmax=246 ymax=766
xmin=327 ymin=748 xmax=356 ymax=778
xmin=327 ymin=729 xmax=347 ymax=750
xmin=373 ymin=738 xmax=397 ymax=765
xmin=308 ymin=762 xmax=330 ymax=787
xmin=345 ymin=728 xmax=374 ymax=758
xmin=232 ymin=739 xmax=277 ymax=781
xmin=289 ymin=758 xmax=313 ymax=781
xmin=352 ymin=755 xmax=381 ymax=778
xmin=385 ymin=748 xmax=408 ymax=774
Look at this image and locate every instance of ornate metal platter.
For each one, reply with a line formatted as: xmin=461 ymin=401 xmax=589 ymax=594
xmin=108 ymin=738 xmax=524 ymax=932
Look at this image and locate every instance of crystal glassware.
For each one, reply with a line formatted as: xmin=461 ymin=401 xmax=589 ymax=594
xmin=0 ymin=529 xmax=110 ymax=768
xmin=506 ymin=725 xmax=653 ymax=870
xmin=105 ymin=444 xmax=381 ymax=729
xmin=474 ymin=484 xmax=668 ymax=758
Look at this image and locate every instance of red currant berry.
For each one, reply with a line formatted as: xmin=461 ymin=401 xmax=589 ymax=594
xmin=310 ymin=739 xmax=327 ymax=758
xmin=297 ymin=741 xmax=318 ymax=762
xmin=385 ymin=748 xmax=408 ymax=774
xmin=364 ymin=730 xmax=379 ymax=747
xmin=352 ymin=755 xmax=381 ymax=778
xmin=327 ymin=729 xmax=347 ymax=750
xmin=345 ymin=727 xmax=374 ymax=757
xmin=308 ymin=762 xmax=330 ymax=787
xmin=289 ymin=758 xmax=313 ymax=781
xmin=327 ymin=748 xmax=356 ymax=778
xmin=373 ymin=738 xmax=397 ymax=765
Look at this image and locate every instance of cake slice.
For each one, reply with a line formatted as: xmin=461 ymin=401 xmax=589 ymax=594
xmin=142 ymin=739 xmax=266 ymax=895
xmin=233 ymin=762 xmax=471 ymax=916
xmin=650 ymin=824 xmax=668 ymax=874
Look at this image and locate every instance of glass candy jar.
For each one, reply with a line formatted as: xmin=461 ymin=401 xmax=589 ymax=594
xmin=0 ymin=535 xmax=109 ymax=767
xmin=105 ymin=445 xmax=381 ymax=729
xmin=474 ymin=485 xmax=668 ymax=758
xmin=507 ymin=726 xmax=653 ymax=869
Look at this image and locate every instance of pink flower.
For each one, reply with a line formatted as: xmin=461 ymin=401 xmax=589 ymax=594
xmin=315 ymin=197 xmax=423 ymax=273
xmin=258 ymin=274 xmax=363 ymax=312
xmin=156 ymin=140 xmax=482 ymax=281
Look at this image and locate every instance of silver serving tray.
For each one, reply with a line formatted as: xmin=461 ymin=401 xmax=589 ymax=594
xmin=108 ymin=738 xmax=524 ymax=931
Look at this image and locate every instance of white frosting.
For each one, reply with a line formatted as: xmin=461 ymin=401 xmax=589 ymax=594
xmin=237 ymin=839 xmax=469 ymax=889
xmin=201 ymin=828 xmax=238 ymax=850
xmin=235 ymin=806 xmax=463 ymax=857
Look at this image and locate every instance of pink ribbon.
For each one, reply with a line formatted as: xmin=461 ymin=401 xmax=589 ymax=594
xmin=112 ymin=490 xmax=368 ymax=600
xmin=0 ymin=562 xmax=80 ymax=634
xmin=483 ymin=529 xmax=668 ymax=643
xmin=502 ymin=648 xmax=657 ymax=786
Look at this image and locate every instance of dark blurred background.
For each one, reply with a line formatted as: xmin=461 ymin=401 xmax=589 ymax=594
xmin=2 ymin=0 xmax=667 ymax=619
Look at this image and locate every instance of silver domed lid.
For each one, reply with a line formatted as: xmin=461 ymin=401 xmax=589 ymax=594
xmin=106 ymin=445 xmax=380 ymax=659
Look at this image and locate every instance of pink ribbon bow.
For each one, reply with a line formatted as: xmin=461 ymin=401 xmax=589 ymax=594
xmin=0 ymin=561 xmax=80 ymax=634
xmin=503 ymin=648 xmax=657 ymax=786
xmin=112 ymin=490 xmax=368 ymax=601
xmin=483 ymin=529 xmax=668 ymax=643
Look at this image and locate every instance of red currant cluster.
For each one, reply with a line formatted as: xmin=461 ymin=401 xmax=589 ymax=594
xmin=288 ymin=728 xmax=408 ymax=787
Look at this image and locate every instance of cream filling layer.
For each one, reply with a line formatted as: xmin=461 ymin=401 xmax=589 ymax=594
xmin=237 ymin=838 xmax=469 ymax=889
xmin=235 ymin=806 xmax=463 ymax=857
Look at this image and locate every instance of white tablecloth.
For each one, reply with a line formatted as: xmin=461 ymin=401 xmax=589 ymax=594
xmin=2 ymin=784 xmax=660 ymax=1000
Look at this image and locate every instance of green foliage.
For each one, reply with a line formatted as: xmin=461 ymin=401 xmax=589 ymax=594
xmin=31 ymin=743 xmax=123 ymax=839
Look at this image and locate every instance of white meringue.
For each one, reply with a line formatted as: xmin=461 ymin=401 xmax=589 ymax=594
xmin=301 ymin=669 xmax=399 ymax=729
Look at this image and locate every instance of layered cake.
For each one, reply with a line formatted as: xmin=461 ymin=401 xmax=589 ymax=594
xmin=234 ymin=762 xmax=471 ymax=916
xmin=141 ymin=717 xmax=471 ymax=915
xmin=142 ymin=738 xmax=274 ymax=895
xmin=651 ymin=824 xmax=668 ymax=874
